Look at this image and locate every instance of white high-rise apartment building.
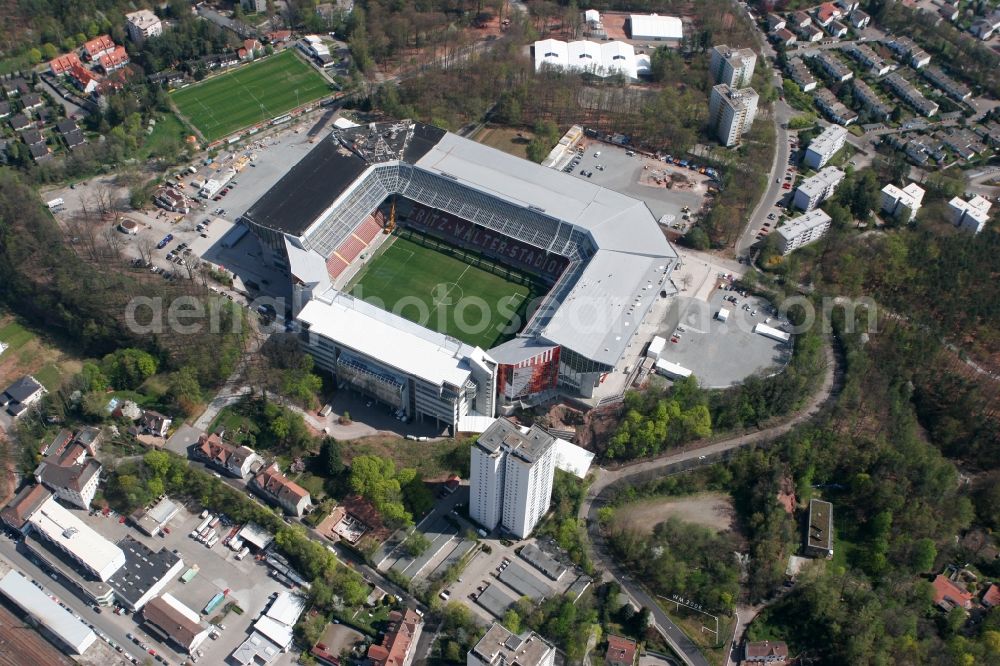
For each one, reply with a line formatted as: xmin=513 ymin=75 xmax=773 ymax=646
xmin=793 ymin=166 xmax=845 ymax=211
xmin=710 ymin=45 xmax=757 ymax=87
xmin=709 ymin=84 xmax=758 ymax=147
xmin=125 ymin=10 xmax=162 ymax=43
xmin=804 ymin=125 xmax=848 ymax=169
xmin=776 ymin=209 xmax=832 ymax=255
xmin=880 ymin=182 xmax=925 ymax=223
xmin=470 ymin=419 xmax=555 ymax=539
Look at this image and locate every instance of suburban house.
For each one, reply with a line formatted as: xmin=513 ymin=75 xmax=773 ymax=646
xmin=250 ymin=463 xmax=312 ymax=517
xmin=141 ymin=410 xmax=172 ymax=438
xmin=49 ymin=52 xmax=82 ymax=76
xmin=82 ymin=35 xmax=116 ymax=61
xmin=605 ymin=634 xmax=638 ymax=666
xmin=1 ymin=375 xmax=47 ymax=418
xmin=74 ymin=426 xmax=103 ymax=456
xmin=68 ymin=63 xmax=100 ymax=95
xmin=34 ymin=440 xmax=101 ymax=510
xmin=193 ymin=433 xmax=263 ymax=479
xmin=805 ymin=498 xmax=834 ymax=559
xmin=932 ymin=574 xmax=974 ymax=611
xmin=743 ymin=640 xmax=789 ymax=665
xmin=98 ymin=46 xmax=130 ymax=73
xmin=982 ymin=583 xmax=1000 ymax=608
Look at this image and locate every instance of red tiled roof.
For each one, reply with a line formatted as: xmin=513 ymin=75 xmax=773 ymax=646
xmin=69 ymin=63 xmax=99 ymax=87
xmin=99 ymin=45 xmax=129 ymax=71
xmin=254 ymin=463 xmax=310 ymax=506
xmin=745 ymin=640 xmax=789 ymax=661
xmin=932 ymin=575 xmax=973 ymax=609
xmin=1 ymin=484 xmax=52 ymax=530
xmin=983 ymin=583 xmax=1000 ymax=608
xmin=367 ymin=609 xmax=421 ymax=666
xmin=83 ymin=35 xmax=116 ymax=57
xmin=49 ymin=53 xmax=82 ymax=75
xmin=606 ymin=634 xmax=638 ymax=666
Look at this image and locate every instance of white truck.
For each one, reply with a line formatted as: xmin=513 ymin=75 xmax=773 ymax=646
xmin=235 ymin=546 xmax=251 ymax=561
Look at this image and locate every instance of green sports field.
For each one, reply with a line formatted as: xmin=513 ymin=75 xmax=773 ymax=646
xmin=170 ymin=50 xmax=330 ymax=142
xmin=348 ymin=235 xmax=547 ymax=350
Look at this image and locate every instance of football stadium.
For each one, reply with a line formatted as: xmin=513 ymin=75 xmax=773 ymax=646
xmin=241 ymin=120 xmax=678 ymax=433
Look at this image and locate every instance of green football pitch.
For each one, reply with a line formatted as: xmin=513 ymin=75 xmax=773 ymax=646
xmin=170 ymin=50 xmax=330 ymax=142
xmin=348 ymin=235 xmax=546 ymax=350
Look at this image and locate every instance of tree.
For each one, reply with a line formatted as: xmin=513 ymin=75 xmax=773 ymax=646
xmin=167 ymin=366 xmax=202 ymax=415
xmin=910 ymin=538 xmax=937 ymax=573
xmin=403 ymin=530 xmax=431 ymax=556
xmin=317 ymin=437 xmax=344 ymax=477
xmin=101 ymin=348 xmax=158 ymax=389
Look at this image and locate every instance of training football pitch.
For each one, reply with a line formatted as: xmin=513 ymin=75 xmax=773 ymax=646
xmin=348 ymin=235 xmax=546 ymax=350
xmin=170 ymin=50 xmax=329 ymax=142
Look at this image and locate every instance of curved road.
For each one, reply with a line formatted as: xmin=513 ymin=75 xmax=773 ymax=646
xmin=578 ymin=338 xmax=841 ymax=666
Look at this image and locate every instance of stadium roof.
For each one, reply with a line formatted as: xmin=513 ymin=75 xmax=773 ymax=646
xmin=629 ymin=14 xmax=683 ymax=40
xmin=248 ymin=120 xmax=676 ymax=371
xmin=298 ymin=292 xmax=493 ymax=389
xmin=0 ymin=570 xmax=98 ymax=654
xmin=28 ymin=495 xmax=126 ymax=581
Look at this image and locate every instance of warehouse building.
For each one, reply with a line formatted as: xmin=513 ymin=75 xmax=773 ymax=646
xmin=0 ymin=570 xmax=97 ymax=655
xmin=627 ymin=14 xmax=683 ymax=42
xmin=533 ymin=39 xmax=650 ymax=80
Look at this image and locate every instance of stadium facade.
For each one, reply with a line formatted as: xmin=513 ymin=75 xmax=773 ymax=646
xmin=242 ymin=121 xmax=677 ymax=432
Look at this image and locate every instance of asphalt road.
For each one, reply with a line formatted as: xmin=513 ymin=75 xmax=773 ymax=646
xmin=579 ymin=337 xmax=840 ymax=666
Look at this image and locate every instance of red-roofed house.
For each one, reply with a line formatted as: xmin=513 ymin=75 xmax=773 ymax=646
xmin=813 ymin=2 xmax=842 ymax=27
xmin=99 ymin=45 xmax=130 ymax=73
xmin=83 ymin=35 xmax=117 ymax=61
xmin=193 ymin=433 xmax=262 ymax=479
xmin=743 ymin=640 xmax=788 ymax=665
xmin=981 ymin=583 xmax=1000 ymax=608
xmin=250 ymin=462 xmax=312 ymax=516
xmin=49 ymin=53 xmax=82 ymax=76
xmin=266 ymin=30 xmax=292 ymax=44
xmin=605 ymin=634 xmax=638 ymax=666
xmin=932 ymin=574 xmax=974 ymax=611
xmin=69 ymin=63 xmax=100 ymax=94
xmin=238 ymin=39 xmax=262 ymax=60
xmin=366 ymin=609 xmax=422 ymax=666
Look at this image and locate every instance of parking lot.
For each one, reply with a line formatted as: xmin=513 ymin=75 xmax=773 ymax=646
xmin=77 ymin=504 xmax=295 ymax=665
xmin=657 ymin=289 xmax=792 ymax=389
xmin=41 ymin=118 xmax=337 ymax=309
xmin=552 ymin=141 xmax=711 ymax=228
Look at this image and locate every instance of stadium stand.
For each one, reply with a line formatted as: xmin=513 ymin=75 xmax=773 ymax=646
xmin=355 ymin=213 xmax=384 ymax=244
xmin=335 ymin=235 xmax=368 ymax=264
xmin=326 ymin=254 xmax=349 ymax=280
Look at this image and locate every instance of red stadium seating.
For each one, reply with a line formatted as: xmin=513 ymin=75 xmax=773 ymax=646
xmin=336 ymin=235 xmax=367 ymax=263
xmin=326 ymin=254 xmax=349 ymax=279
xmin=354 ymin=214 xmax=383 ymax=244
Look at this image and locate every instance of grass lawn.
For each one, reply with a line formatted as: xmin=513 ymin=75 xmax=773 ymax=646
xmin=0 ymin=320 xmax=34 ymax=350
xmin=0 ymin=316 xmax=81 ymax=391
xmin=341 ymin=435 xmax=471 ymax=482
xmin=170 ymin=50 xmax=330 ymax=142
xmin=473 ymin=125 xmax=535 ymax=160
xmin=141 ymin=112 xmax=189 ymax=159
xmin=348 ymin=235 xmax=545 ymax=349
